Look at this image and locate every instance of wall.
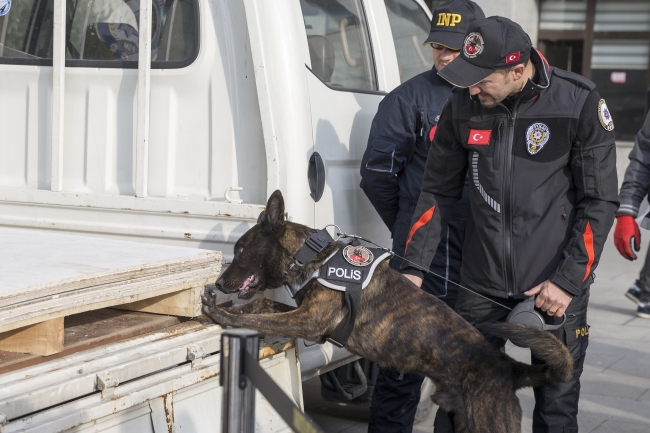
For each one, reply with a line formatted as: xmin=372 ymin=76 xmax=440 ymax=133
xmin=474 ymin=0 xmax=539 ymax=45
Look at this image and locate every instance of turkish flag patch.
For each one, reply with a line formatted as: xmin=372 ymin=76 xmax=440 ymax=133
xmin=468 ymin=129 xmax=491 ymax=145
xmin=506 ymin=52 xmax=520 ymax=63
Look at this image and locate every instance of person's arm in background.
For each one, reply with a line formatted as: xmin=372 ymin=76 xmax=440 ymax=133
xmin=360 ymin=94 xmax=419 ymax=233
xmin=400 ymin=100 xmax=468 ymax=285
xmin=614 ymin=109 xmax=650 ymax=260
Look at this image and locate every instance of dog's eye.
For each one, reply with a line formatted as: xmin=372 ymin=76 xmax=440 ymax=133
xmin=234 ymin=247 xmax=243 ymax=259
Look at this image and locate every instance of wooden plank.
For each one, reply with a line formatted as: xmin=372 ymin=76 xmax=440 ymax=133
xmin=0 ymin=231 xmax=223 ymax=307
xmin=0 ymin=277 xmax=216 ymax=334
xmin=0 ymin=310 xmax=181 ymax=375
xmin=0 ymin=318 xmax=64 ymax=356
xmin=115 ymin=286 xmax=204 ymax=317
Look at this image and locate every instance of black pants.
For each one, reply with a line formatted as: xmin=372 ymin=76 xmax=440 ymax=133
xmin=435 ymin=287 xmax=590 ymax=433
xmin=635 ymin=243 xmax=650 ymax=303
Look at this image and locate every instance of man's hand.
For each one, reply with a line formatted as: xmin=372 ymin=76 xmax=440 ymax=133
xmin=524 ymin=280 xmax=572 ymax=317
xmin=614 ymin=215 xmax=641 ymax=260
xmin=403 ymin=274 xmax=423 ymax=288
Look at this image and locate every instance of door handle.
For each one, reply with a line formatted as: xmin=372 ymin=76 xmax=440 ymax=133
xmin=339 ymin=17 xmax=357 ymax=67
xmin=308 ymin=152 xmax=325 ymax=202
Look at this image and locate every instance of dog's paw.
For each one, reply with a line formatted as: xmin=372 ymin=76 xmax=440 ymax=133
xmin=201 ymin=287 xmax=220 ymax=307
xmin=201 ymin=303 xmax=234 ymax=326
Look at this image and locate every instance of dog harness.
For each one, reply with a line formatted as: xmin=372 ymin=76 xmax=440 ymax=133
xmin=285 ymin=229 xmax=391 ymax=348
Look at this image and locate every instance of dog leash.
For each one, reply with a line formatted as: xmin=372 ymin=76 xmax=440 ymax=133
xmin=330 ymin=227 xmax=514 ymax=312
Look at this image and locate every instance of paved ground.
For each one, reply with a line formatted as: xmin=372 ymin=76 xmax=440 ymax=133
xmin=304 ymin=145 xmax=650 ymax=433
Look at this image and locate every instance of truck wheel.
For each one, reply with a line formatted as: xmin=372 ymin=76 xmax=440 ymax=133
xmin=414 ymin=377 xmax=435 ymax=424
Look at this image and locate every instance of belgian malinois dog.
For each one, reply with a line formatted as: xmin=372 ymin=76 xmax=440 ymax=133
xmin=202 ymin=190 xmax=573 ymax=433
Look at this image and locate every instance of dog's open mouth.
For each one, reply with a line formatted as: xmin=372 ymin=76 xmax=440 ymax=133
xmin=238 ymin=274 xmax=259 ymax=299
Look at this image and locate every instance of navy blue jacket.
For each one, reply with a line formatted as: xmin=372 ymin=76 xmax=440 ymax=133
xmin=360 ymin=67 xmax=466 ymax=299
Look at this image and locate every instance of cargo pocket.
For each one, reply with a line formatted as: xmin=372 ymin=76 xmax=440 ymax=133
xmin=563 ymin=320 xmax=590 ymax=377
xmin=366 ymin=138 xmax=398 ymax=173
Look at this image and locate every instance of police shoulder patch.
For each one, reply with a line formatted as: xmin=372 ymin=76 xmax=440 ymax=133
xmin=343 ymin=245 xmax=374 ymax=267
xmin=0 ymin=0 xmax=11 ymax=16
xmin=525 ymin=122 xmax=550 ymax=155
xmin=598 ymin=99 xmax=614 ymax=132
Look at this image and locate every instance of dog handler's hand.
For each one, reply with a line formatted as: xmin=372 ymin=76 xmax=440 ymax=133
xmin=403 ymin=274 xmax=423 ymax=288
xmin=614 ymin=215 xmax=641 ymax=260
xmin=524 ymin=280 xmax=572 ymax=318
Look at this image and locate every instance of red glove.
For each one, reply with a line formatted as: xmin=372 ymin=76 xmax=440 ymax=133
xmin=614 ymin=215 xmax=641 ymax=260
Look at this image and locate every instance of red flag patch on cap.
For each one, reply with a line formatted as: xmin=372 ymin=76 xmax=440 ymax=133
xmin=506 ymin=52 xmax=520 ymax=63
xmin=468 ymin=129 xmax=491 ymax=145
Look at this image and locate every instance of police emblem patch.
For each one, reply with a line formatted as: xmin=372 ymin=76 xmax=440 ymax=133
xmin=0 ymin=0 xmax=11 ymax=16
xmin=343 ymin=245 xmax=374 ymax=267
xmin=463 ymin=32 xmax=484 ymax=58
xmin=598 ymin=99 xmax=614 ymax=132
xmin=525 ymin=123 xmax=550 ymax=155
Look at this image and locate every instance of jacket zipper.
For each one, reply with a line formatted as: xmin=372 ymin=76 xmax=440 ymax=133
xmin=500 ymin=102 xmax=520 ymax=297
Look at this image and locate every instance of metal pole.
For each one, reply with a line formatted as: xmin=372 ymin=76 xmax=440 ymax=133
xmin=220 ymin=329 xmax=259 ymax=433
xmin=135 ymin=0 xmax=152 ymax=197
xmin=51 ymin=0 xmax=66 ymax=192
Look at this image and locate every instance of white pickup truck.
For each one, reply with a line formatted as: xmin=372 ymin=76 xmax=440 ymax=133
xmin=0 ymin=0 xmax=435 ymax=430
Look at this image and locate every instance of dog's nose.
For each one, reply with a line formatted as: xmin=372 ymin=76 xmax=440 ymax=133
xmin=215 ymin=277 xmax=224 ymax=291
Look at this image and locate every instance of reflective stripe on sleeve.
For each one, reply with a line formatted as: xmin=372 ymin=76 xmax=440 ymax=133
xmin=405 ymin=206 xmax=435 ymax=254
xmin=583 ymin=221 xmax=595 ymax=282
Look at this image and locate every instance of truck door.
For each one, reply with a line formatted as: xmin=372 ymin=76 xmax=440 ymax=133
xmin=300 ymin=0 xmax=431 ymax=248
xmin=299 ymin=0 xmax=389 ymax=246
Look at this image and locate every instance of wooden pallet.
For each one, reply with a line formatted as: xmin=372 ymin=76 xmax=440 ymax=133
xmin=0 ymin=229 xmax=224 ymax=357
xmin=0 ymin=309 xmax=184 ymax=374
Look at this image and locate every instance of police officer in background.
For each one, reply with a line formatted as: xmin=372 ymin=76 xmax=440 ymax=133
xmin=614 ymin=108 xmax=650 ymax=319
xmin=401 ymin=17 xmax=618 ymax=432
xmin=360 ymin=1 xmax=484 ymax=432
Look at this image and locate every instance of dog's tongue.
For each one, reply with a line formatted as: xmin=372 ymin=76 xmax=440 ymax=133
xmin=239 ymin=275 xmax=255 ymax=297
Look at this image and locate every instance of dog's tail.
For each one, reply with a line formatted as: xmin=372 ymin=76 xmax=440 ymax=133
xmin=479 ymin=322 xmax=574 ymax=389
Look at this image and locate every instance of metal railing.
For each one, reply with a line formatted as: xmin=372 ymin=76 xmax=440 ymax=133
xmin=220 ymin=329 xmax=325 ymax=433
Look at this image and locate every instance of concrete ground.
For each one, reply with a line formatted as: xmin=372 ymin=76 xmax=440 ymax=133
xmin=303 ymin=145 xmax=650 ymax=433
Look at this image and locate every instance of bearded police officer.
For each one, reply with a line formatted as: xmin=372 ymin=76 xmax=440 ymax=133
xmin=614 ymin=108 xmax=650 ymax=319
xmin=360 ymin=1 xmax=484 ymax=432
xmin=401 ymin=17 xmax=618 ymax=433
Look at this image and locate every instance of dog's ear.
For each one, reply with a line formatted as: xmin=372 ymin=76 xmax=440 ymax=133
xmin=262 ymin=190 xmax=285 ymax=231
xmin=257 ymin=211 xmax=266 ymax=224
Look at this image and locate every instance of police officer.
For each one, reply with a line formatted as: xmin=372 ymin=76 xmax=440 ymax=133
xmin=360 ymin=1 xmax=484 ymax=432
xmin=401 ymin=17 xmax=618 ymax=433
xmin=614 ymin=108 xmax=650 ymax=319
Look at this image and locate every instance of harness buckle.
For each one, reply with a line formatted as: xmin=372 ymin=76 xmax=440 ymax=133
xmin=305 ymin=230 xmax=334 ymax=253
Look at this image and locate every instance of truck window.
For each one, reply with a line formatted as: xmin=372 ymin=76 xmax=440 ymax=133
xmin=0 ymin=0 xmax=198 ymax=68
xmin=384 ymin=0 xmax=432 ymax=83
xmin=300 ymin=0 xmax=378 ymax=92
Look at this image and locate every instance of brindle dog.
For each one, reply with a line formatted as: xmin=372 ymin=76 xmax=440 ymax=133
xmin=202 ymin=190 xmax=573 ymax=433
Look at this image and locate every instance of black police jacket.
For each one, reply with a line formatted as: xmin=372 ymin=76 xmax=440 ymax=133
xmin=402 ymin=50 xmax=619 ymax=298
xmin=360 ymin=68 xmax=467 ymax=298
xmin=360 ymin=67 xmax=453 ymax=234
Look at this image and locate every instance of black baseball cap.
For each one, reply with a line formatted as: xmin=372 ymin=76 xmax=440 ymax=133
xmin=424 ymin=0 xmax=485 ymax=50
xmin=438 ymin=16 xmax=532 ymax=87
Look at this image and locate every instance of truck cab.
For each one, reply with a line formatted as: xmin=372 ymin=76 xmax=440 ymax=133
xmin=0 ymin=0 xmax=433 ymax=390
